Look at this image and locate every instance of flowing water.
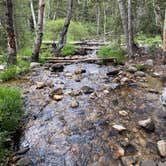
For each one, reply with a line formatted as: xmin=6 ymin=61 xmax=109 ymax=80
xmin=10 ymin=60 xmax=166 ymax=165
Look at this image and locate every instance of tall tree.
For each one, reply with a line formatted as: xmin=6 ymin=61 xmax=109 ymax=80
xmin=163 ymin=9 xmax=166 ymax=64
xmin=117 ymin=0 xmax=135 ymax=56
xmin=31 ymin=0 xmax=45 ymax=62
xmin=54 ymin=0 xmax=73 ymax=56
xmin=4 ymin=0 xmax=17 ymax=65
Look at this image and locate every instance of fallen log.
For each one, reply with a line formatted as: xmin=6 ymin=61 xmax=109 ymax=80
xmin=46 ymin=57 xmax=114 ymax=64
xmin=42 ymin=40 xmax=110 ymax=46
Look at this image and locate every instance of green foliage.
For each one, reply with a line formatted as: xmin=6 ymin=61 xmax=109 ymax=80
xmin=97 ymin=43 xmax=125 ymax=64
xmin=0 ymin=86 xmax=22 ymax=163
xmin=61 ymin=44 xmax=76 ymax=56
xmin=0 ymin=60 xmax=30 ymax=82
xmin=136 ymin=35 xmax=161 ymax=46
xmin=44 ymin=19 xmax=96 ymax=41
xmin=0 ymin=66 xmax=17 ymax=81
xmin=18 ymin=48 xmax=32 ymax=57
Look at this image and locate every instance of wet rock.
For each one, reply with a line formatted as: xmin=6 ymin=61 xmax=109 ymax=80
xmin=51 ymin=64 xmax=64 ymax=72
xmin=51 ymin=87 xmax=63 ymax=96
xmin=89 ymin=92 xmax=97 ymax=99
xmin=107 ymin=69 xmax=120 ymax=76
xmin=140 ymin=160 xmax=157 ymax=166
xmin=124 ymin=144 xmax=137 ymax=155
xmin=121 ymin=156 xmax=139 ymax=166
xmin=81 ymin=86 xmax=94 ymax=94
xmin=138 ymin=118 xmax=155 ymax=132
xmin=135 ymin=71 xmax=145 ymax=77
xmin=112 ymin=124 xmax=126 ymax=132
xmin=74 ymin=68 xmax=86 ymax=74
xmin=145 ymin=59 xmax=153 ymax=67
xmin=16 ymin=157 xmax=33 ymax=166
xmin=109 ymin=83 xmax=120 ymax=90
xmin=30 ymin=62 xmax=40 ymax=69
xmin=157 ymin=140 xmax=166 ymax=157
xmin=127 ymin=66 xmax=137 ymax=73
xmin=119 ymin=110 xmax=128 ymax=116
xmin=121 ymin=77 xmax=129 ymax=84
xmin=103 ymin=89 xmax=110 ymax=94
xmin=110 ymin=143 xmax=125 ymax=159
xmin=36 ymin=81 xmax=45 ymax=89
xmin=70 ymin=100 xmax=79 ymax=108
xmin=158 ymin=161 xmax=166 ymax=166
xmin=53 ymin=95 xmax=63 ymax=101
xmin=65 ymin=72 xmax=73 ymax=78
xmin=160 ymin=88 xmax=166 ymax=107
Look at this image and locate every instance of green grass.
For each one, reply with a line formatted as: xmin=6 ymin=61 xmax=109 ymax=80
xmin=97 ymin=43 xmax=126 ymax=64
xmin=0 ymin=59 xmax=30 ymax=82
xmin=0 ymin=66 xmax=17 ymax=81
xmin=61 ymin=44 xmax=76 ymax=56
xmin=136 ymin=34 xmax=161 ymax=46
xmin=0 ymin=86 xmax=22 ymax=164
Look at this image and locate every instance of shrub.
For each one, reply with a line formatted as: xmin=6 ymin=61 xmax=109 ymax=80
xmin=97 ymin=43 xmax=125 ymax=64
xmin=61 ymin=44 xmax=76 ymax=56
xmin=0 ymin=86 xmax=22 ymax=163
xmin=44 ymin=19 xmax=96 ymax=41
xmin=0 ymin=60 xmax=30 ymax=82
xmin=0 ymin=66 xmax=17 ymax=81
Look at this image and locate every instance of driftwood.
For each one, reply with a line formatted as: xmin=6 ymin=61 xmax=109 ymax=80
xmin=46 ymin=57 xmax=114 ymax=64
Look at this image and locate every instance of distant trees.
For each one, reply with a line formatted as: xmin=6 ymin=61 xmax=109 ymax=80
xmin=31 ymin=0 xmax=45 ymax=62
xmin=4 ymin=0 xmax=17 ymax=65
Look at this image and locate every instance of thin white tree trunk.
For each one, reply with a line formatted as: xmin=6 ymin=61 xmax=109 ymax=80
xmin=103 ymin=2 xmax=106 ymax=42
xmin=31 ymin=0 xmax=45 ymax=62
xmin=30 ymin=0 xmax=37 ymax=29
xmin=163 ymin=9 xmax=166 ymax=64
xmin=128 ymin=0 xmax=133 ymax=56
xmin=96 ymin=3 xmax=100 ymax=35
xmin=117 ymin=0 xmax=129 ymax=50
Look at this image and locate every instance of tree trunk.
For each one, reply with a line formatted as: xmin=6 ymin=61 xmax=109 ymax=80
xmin=163 ymin=9 xmax=166 ymax=64
xmin=128 ymin=0 xmax=133 ymax=56
xmin=31 ymin=0 xmax=45 ymax=62
xmin=103 ymin=1 xmax=106 ymax=42
xmin=54 ymin=0 xmax=73 ymax=56
xmin=96 ymin=2 xmax=100 ymax=35
xmin=117 ymin=0 xmax=129 ymax=51
xmin=4 ymin=0 xmax=17 ymax=65
xmin=30 ymin=0 xmax=37 ymax=29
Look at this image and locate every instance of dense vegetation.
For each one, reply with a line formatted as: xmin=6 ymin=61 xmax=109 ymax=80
xmin=0 ymin=87 xmax=22 ymax=164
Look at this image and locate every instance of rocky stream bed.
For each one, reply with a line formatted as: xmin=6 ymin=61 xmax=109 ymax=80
xmin=6 ymin=55 xmax=166 ymax=166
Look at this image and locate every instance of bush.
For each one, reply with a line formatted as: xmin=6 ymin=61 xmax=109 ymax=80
xmin=0 ymin=86 xmax=22 ymax=163
xmin=61 ymin=44 xmax=76 ymax=56
xmin=0 ymin=66 xmax=17 ymax=81
xmin=44 ymin=19 xmax=96 ymax=41
xmin=97 ymin=43 xmax=125 ymax=64
xmin=0 ymin=60 xmax=30 ymax=82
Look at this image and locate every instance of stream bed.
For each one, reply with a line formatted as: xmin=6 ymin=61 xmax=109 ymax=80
xmin=9 ymin=61 xmax=166 ymax=166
